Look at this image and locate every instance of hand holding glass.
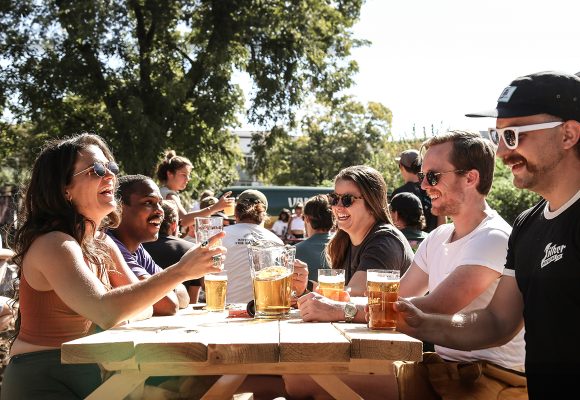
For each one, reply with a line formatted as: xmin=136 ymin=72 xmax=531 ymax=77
xmin=367 ymin=269 xmax=400 ymax=331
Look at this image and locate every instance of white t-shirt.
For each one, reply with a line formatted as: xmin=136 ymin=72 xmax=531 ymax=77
xmin=270 ymin=220 xmax=288 ymax=237
xmin=414 ymin=208 xmax=526 ymax=371
xmin=223 ymin=223 xmax=284 ymax=303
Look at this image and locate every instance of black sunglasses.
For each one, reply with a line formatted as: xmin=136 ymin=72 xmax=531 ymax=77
xmin=73 ymin=161 xmax=120 ymax=177
xmin=328 ymin=192 xmax=363 ymax=208
xmin=417 ymin=170 xmax=465 ymax=186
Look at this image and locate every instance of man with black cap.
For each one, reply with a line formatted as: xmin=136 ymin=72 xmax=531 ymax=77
xmin=392 ymin=149 xmax=443 ymax=232
xmin=395 ymin=71 xmax=580 ymax=399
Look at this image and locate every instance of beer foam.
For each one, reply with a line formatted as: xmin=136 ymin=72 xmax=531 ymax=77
xmin=205 ymin=274 xmax=228 ymax=281
xmin=256 ymin=265 xmax=290 ymax=280
xmin=318 ymin=274 xmax=345 ymax=284
xmin=367 ymin=275 xmax=399 ymax=283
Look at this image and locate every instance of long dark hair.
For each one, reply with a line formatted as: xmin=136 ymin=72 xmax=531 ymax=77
xmin=326 ymin=165 xmax=393 ymax=269
xmin=11 ymin=133 xmax=120 ymax=342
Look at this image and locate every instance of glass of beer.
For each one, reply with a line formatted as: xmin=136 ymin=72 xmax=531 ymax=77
xmin=318 ymin=269 xmax=345 ymax=300
xmin=248 ymin=242 xmax=296 ymax=319
xmin=204 ymin=271 xmax=228 ymax=312
xmin=195 ymin=216 xmax=224 ymax=246
xmin=367 ymin=269 xmax=400 ymax=330
xmin=223 ymin=199 xmax=236 ymax=217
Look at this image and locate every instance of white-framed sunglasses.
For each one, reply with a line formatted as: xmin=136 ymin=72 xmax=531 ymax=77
xmin=488 ymin=121 xmax=563 ymax=150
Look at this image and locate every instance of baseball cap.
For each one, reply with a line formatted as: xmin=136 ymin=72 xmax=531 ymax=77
xmin=237 ymin=189 xmax=268 ymax=210
xmin=466 ymin=71 xmax=580 ymax=121
xmin=395 ymin=149 xmax=420 ymax=168
xmin=390 ymin=192 xmax=423 ymax=219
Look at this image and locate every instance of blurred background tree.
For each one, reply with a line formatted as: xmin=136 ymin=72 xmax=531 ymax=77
xmin=0 ymin=0 xmax=365 ymax=192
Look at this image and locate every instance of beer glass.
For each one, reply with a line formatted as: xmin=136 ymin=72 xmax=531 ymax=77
xmin=204 ymin=271 xmax=228 ymax=312
xmin=367 ymin=269 xmax=400 ymax=330
xmin=195 ymin=216 xmax=224 ymax=246
xmin=223 ymin=200 xmax=236 ymax=217
xmin=247 ymin=241 xmax=295 ymax=319
xmin=317 ymin=269 xmax=345 ymax=300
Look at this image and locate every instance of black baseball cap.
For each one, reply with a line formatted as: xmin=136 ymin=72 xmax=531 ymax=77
xmin=390 ymin=192 xmax=423 ymax=220
xmin=466 ymin=71 xmax=580 ymax=121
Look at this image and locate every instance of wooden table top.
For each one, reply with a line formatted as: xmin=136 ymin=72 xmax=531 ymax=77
xmin=61 ymin=305 xmax=422 ymax=373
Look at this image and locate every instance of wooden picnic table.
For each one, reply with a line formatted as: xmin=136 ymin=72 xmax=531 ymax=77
xmin=61 ymin=305 xmax=422 ymax=400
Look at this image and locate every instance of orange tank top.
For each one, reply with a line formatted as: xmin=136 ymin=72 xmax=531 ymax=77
xmin=19 ymin=274 xmax=93 ymax=347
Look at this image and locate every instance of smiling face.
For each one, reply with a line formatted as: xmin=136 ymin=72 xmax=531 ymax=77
xmin=166 ymin=165 xmax=192 ymax=191
xmin=495 ymin=114 xmax=565 ymax=193
xmin=117 ymin=179 xmax=164 ymax=251
xmin=332 ymin=179 xmax=376 ymax=242
xmin=420 ymin=141 xmax=466 ymax=218
xmin=65 ymin=144 xmax=117 ymax=226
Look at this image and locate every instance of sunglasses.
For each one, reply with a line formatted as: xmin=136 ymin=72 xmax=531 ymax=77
xmin=488 ymin=121 xmax=563 ymax=150
xmin=73 ymin=161 xmax=119 ymax=177
xmin=417 ymin=170 xmax=466 ymax=186
xmin=328 ymin=192 xmax=363 ymax=208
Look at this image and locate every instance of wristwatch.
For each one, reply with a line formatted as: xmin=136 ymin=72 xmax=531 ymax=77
xmin=344 ymin=302 xmax=358 ymax=322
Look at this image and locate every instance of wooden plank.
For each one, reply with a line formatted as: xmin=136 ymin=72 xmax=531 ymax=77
xmin=85 ymin=370 xmax=147 ymax=400
xmin=201 ymin=375 xmax=247 ymax=400
xmin=333 ymin=323 xmax=423 ymax=361
xmin=310 ymin=375 xmax=363 ymax=400
xmin=279 ymin=320 xmax=350 ymax=362
xmin=138 ymin=361 xmax=356 ymax=376
xmin=61 ymin=328 xmax=137 ymax=364
xmin=135 ymin=318 xmax=279 ymax=365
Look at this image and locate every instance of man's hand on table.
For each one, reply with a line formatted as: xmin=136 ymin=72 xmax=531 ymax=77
xmin=297 ymin=291 xmax=352 ymax=322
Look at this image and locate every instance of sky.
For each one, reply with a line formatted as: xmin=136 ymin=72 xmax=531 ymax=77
xmin=346 ymin=0 xmax=580 ymax=138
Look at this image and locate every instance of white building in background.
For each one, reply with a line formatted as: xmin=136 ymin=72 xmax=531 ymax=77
xmin=233 ymin=130 xmax=260 ymax=186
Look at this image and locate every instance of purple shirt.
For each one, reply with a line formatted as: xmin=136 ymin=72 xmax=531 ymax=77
xmin=107 ymin=231 xmax=162 ymax=278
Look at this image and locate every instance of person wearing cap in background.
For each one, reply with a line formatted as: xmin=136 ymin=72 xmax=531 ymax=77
xmin=389 ymin=192 xmax=427 ymax=251
xmin=222 ymin=189 xmax=308 ymax=303
xmin=392 ymin=149 xmax=445 ymax=232
xmin=395 ymin=71 xmax=580 ymax=399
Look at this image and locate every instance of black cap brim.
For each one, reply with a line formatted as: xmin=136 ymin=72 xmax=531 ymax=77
xmin=466 ymin=104 xmax=548 ymax=119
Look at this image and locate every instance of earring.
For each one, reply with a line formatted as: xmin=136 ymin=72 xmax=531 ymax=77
xmin=65 ymin=192 xmax=72 ymax=203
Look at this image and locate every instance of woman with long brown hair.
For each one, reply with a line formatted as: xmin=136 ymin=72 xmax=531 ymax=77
xmin=2 ymin=133 xmax=224 ymax=399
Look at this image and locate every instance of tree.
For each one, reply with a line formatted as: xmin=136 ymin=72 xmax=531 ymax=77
xmin=0 ymin=0 xmax=365 ymax=190
xmin=250 ymin=98 xmax=393 ymax=186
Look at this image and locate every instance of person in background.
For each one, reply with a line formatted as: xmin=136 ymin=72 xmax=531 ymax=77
xmin=108 ymin=175 xmax=192 ymax=314
xmin=389 ymin=192 xmax=427 ymax=251
xmin=1 ymin=133 xmax=223 ymax=399
xmin=270 ymin=208 xmax=291 ymax=242
xmin=392 ymin=149 xmax=445 ymax=232
xmin=155 ymin=150 xmax=234 ymax=229
xmin=222 ymin=189 xmax=308 ymax=304
xmin=395 ymin=70 xmax=580 ymax=399
xmin=295 ymin=195 xmax=334 ymax=284
xmin=287 ymin=202 xmax=305 ymax=240
xmin=143 ymin=202 xmax=202 ymax=303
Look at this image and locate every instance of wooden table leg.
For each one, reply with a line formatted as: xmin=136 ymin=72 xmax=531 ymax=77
xmin=201 ymin=374 xmax=248 ymax=400
xmin=86 ymin=370 xmax=148 ymax=400
xmin=310 ymin=375 xmax=363 ymax=400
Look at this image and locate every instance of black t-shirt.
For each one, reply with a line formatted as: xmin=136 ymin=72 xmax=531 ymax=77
xmin=143 ymin=235 xmax=202 ymax=286
xmin=505 ymin=194 xmax=580 ymax=397
xmin=392 ymin=181 xmax=438 ymax=232
xmin=342 ymin=222 xmax=414 ymax=282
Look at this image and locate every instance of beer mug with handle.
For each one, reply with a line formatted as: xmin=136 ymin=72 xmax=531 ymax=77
xmin=247 ymin=241 xmax=296 ymax=319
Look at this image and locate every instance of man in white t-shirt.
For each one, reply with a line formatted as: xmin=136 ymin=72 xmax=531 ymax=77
xmin=396 ymin=130 xmax=526 ymax=398
xmin=223 ymin=189 xmax=284 ymax=303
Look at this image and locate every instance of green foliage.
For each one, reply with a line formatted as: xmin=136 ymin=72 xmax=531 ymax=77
xmin=250 ymin=98 xmax=394 ymax=185
xmin=487 ymin=159 xmax=541 ymax=225
xmin=0 ymin=0 xmax=364 ymax=190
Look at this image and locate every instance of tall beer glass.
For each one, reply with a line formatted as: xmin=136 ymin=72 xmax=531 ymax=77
xmin=204 ymin=271 xmax=228 ymax=312
xmin=248 ymin=242 xmax=295 ymax=319
xmin=367 ymin=269 xmax=400 ymax=330
xmin=318 ymin=269 xmax=345 ymax=300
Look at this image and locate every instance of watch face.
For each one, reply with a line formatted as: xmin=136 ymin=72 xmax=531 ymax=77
xmin=344 ymin=302 xmax=357 ymax=320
